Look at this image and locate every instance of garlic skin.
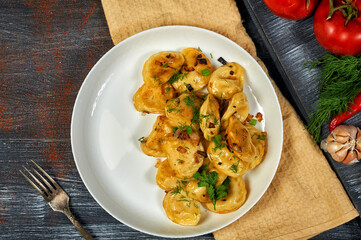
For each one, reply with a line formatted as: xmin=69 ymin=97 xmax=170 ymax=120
xmin=321 ymin=125 xmax=361 ymax=165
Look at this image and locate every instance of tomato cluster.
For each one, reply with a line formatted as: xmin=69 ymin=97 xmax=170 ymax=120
xmin=263 ymin=0 xmax=361 ymax=56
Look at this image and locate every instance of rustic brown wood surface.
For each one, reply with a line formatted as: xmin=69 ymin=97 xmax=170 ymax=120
xmin=0 ymin=0 xmax=360 ymax=239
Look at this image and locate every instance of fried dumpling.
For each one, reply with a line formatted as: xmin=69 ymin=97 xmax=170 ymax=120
xmin=143 ymin=51 xmax=184 ymax=86
xmin=202 ymin=176 xmax=247 ymax=214
xmin=172 ymin=48 xmax=212 ymax=92
xmin=163 ymin=191 xmax=201 ymax=226
xmin=221 ymin=92 xmax=249 ymax=129
xmin=207 ymin=62 xmax=244 ymax=100
xmin=140 ymin=116 xmax=174 ymax=157
xmin=133 ymin=83 xmax=177 ymax=114
xmin=200 ymin=94 xmax=221 ymax=140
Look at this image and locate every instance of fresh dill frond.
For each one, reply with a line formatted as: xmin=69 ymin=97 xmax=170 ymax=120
xmin=306 ymin=54 xmax=361 ymax=143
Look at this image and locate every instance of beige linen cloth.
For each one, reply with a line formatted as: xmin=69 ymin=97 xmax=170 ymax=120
xmin=101 ymin=0 xmax=358 ymax=239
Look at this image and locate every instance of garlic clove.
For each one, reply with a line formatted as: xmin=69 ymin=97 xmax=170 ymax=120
xmin=321 ymin=125 xmax=361 ymax=165
xmin=326 ymin=141 xmax=344 ymax=154
xmin=343 ymin=150 xmax=360 ymax=165
xmin=334 ymin=147 xmax=348 ymax=163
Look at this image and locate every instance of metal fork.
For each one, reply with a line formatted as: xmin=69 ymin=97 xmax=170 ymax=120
xmin=20 ymin=160 xmax=94 ymax=240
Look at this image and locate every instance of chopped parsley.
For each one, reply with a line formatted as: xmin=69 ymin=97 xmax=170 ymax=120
xmin=138 ymin=136 xmax=145 ymax=143
xmin=197 ymin=47 xmax=202 ymax=52
xmin=193 ymin=164 xmax=230 ymax=210
xmin=172 ymin=127 xmax=178 ymax=133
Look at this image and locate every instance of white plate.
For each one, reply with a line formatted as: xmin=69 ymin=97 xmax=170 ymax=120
xmin=71 ymin=26 xmax=283 ymax=238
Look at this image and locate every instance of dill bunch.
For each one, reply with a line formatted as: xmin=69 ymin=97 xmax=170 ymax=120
xmin=307 ymin=54 xmax=361 ymax=143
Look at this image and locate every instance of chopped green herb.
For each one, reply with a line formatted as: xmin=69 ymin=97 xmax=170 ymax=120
xmin=172 ymin=127 xmax=178 ymax=133
xmin=210 ymin=52 xmax=213 ymax=59
xmin=166 ymin=98 xmax=180 ymax=113
xmin=186 ymin=126 xmax=193 ymax=135
xmin=199 ymin=113 xmax=211 ymax=119
xmin=202 ymin=68 xmax=211 ymax=76
xmin=191 ymin=108 xmax=200 ymax=126
xmin=215 ymin=177 xmax=230 ymax=201
xmin=212 ymin=134 xmax=226 ymax=151
xmin=177 ymin=158 xmax=184 ymax=163
xmin=193 ymin=165 xmax=230 ymax=210
xmin=168 ymin=71 xmax=187 ymax=84
xmin=214 ymin=118 xmax=219 ymax=126
xmin=230 ymin=161 xmax=239 ymax=173
xmin=257 ymin=135 xmax=266 ymax=141
xmin=164 ymin=86 xmax=172 ymax=94
xmin=250 ymin=119 xmax=257 ymax=126
xmin=152 ymin=75 xmax=161 ymax=85
xmin=197 ymin=47 xmax=202 ymax=52
xmin=162 ymin=63 xmax=168 ymax=68
xmin=138 ymin=136 xmax=145 ymax=143
xmin=171 ymin=180 xmax=184 ymax=195
xmin=183 ymin=95 xmax=195 ymax=106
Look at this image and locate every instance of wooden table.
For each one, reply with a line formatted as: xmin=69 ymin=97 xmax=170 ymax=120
xmin=1 ymin=0 xmax=360 ymax=239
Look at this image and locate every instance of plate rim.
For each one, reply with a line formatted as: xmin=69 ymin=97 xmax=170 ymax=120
xmin=70 ymin=25 xmax=283 ymax=238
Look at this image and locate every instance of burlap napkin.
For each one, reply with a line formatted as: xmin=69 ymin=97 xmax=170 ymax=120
xmin=101 ymin=0 xmax=359 ymax=239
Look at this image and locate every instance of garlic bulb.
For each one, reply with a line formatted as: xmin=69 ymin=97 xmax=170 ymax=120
xmin=320 ymin=125 xmax=361 ymax=165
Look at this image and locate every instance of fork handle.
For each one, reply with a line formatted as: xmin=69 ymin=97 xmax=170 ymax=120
xmin=63 ymin=208 xmax=94 ymax=240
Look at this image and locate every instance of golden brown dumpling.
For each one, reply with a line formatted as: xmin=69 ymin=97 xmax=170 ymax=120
xmin=165 ymin=93 xmax=203 ymax=129
xmin=140 ymin=116 xmax=174 ymax=157
xmin=162 ymin=130 xmax=205 ymax=178
xmin=143 ymin=51 xmax=184 ymax=86
xmin=163 ymin=191 xmax=201 ymax=226
xmin=185 ymin=180 xmax=209 ymax=203
xmin=207 ymin=133 xmax=248 ymax=177
xmin=156 ymin=159 xmax=181 ymax=191
xmin=207 ymin=62 xmax=244 ymax=100
xmin=203 ymin=176 xmax=247 ymax=213
xmin=221 ymin=92 xmax=249 ymax=129
xmin=172 ymin=48 xmax=212 ymax=92
xmin=245 ymin=123 xmax=267 ymax=170
xmin=226 ymin=117 xmax=266 ymax=169
xmin=133 ymin=83 xmax=177 ymax=114
xmin=200 ymin=94 xmax=221 ymax=141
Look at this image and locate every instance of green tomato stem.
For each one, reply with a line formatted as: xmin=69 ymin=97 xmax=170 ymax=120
xmin=327 ymin=0 xmax=359 ymax=26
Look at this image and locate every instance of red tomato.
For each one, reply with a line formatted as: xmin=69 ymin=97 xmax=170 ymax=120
xmin=263 ymin=0 xmax=320 ymax=20
xmin=313 ymin=0 xmax=361 ymax=56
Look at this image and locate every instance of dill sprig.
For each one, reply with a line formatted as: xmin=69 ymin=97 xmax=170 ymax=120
xmin=306 ymin=54 xmax=361 ymax=143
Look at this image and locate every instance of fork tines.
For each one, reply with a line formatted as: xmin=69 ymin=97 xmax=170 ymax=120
xmin=20 ymin=160 xmax=60 ymax=200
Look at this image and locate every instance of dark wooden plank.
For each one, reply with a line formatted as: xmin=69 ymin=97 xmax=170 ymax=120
xmin=235 ymin=0 xmax=361 ymax=239
xmin=240 ymin=0 xmax=361 ymax=217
